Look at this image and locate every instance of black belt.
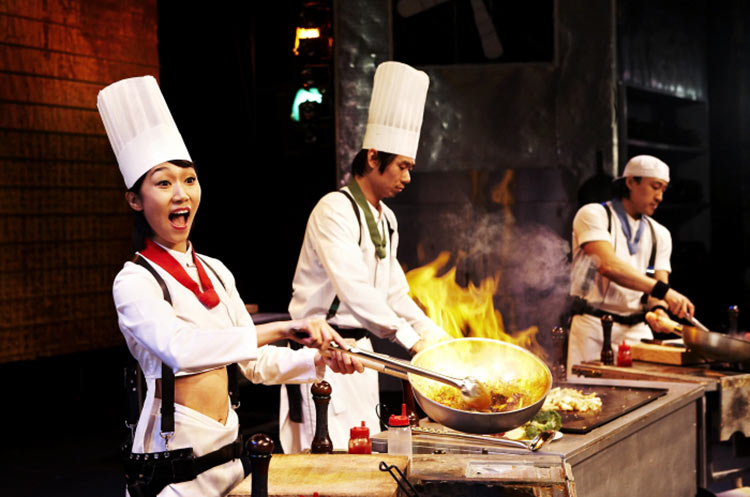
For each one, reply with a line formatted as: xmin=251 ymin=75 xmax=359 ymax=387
xmin=123 ymin=435 xmax=244 ymax=497
xmin=570 ymin=297 xmax=645 ymax=326
xmin=286 ymin=326 xmax=370 ymax=423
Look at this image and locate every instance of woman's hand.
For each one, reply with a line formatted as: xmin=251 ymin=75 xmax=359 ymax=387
xmin=314 ymin=339 xmax=365 ymax=374
xmin=286 ymin=317 xmax=351 ymax=351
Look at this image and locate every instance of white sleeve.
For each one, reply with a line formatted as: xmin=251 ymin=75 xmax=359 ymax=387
xmin=573 ymin=203 xmax=612 ymax=247
xmin=200 ymin=258 xmax=323 ymax=384
xmin=113 ymin=264 xmax=259 ymax=374
xmin=239 ymin=346 xmax=322 ymax=385
xmin=310 ymin=196 xmax=421 ymax=350
xmin=653 ymin=222 xmax=673 ymax=273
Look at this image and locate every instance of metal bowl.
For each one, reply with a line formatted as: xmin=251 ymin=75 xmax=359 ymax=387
xmin=682 ymin=326 xmax=750 ymax=363
xmin=409 ymin=338 xmax=552 ymax=434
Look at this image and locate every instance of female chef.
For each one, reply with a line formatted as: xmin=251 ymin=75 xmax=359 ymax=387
xmin=98 ymin=76 xmax=360 ymax=497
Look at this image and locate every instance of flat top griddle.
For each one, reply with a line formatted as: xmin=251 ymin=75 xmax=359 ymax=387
xmin=555 ymin=382 xmax=668 ymax=433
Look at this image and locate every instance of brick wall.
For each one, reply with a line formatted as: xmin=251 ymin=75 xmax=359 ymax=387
xmin=0 ymin=0 xmax=159 ymax=362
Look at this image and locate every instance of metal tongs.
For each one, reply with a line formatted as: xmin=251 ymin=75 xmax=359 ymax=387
xmin=328 ymin=342 xmax=492 ymax=410
xmin=412 ymin=426 xmax=559 ymax=452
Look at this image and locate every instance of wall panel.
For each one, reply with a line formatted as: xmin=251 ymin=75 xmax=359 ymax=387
xmin=0 ymin=0 xmax=159 ymax=362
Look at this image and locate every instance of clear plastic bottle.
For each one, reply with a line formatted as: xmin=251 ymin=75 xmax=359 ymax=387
xmin=387 ymin=404 xmax=412 ymax=457
xmin=348 ymin=421 xmax=372 ymax=454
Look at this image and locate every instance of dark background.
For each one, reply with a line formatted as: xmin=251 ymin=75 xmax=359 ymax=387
xmin=3 ymin=0 xmax=750 ymax=495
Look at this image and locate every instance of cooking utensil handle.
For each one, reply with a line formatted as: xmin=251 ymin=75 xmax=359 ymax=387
xmin=412 ymin=427 xmax=530 ymax=450
xmin=329 ymin=342 xmax=465 ymax=389
xmin=317 ymin=342 xmax=409 ymax=380
xmin=687 ymin=315 xmax=710 ymax=332
xmin=645 ymin=311 xmax=684 ymax=336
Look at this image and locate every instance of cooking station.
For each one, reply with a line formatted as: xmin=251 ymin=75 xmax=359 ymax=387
xmin=573 ymin=358 xmax=750 ymax=490
xmin=230 ymin=378 xmax=703 ymax=497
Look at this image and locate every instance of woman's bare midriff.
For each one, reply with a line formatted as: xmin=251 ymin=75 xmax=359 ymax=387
xmin=156 ymin=367 xmax=229 ymax=424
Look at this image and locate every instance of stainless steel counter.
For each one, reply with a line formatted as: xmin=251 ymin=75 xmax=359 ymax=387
xmin=374 ymin=378 xmax=704 ymax=497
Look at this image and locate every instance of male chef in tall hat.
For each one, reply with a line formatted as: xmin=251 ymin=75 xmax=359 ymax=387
xmin=280 ymin=61 xmax=451 ymax=453
xmin=567 ymin=155 xmax=695 ymax=372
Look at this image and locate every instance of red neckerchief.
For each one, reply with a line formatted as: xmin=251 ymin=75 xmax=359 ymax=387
xmin=140 ymin=238 xmax=220 ymax=309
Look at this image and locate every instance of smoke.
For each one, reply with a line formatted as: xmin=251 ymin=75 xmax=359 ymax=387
xmin=437 ymin=205 xmax=572 ymax=339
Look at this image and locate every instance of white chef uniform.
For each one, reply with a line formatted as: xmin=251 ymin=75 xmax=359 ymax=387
xmin=283 ymin=188 xmax=446 ymax=452
xmin=282 ymin=61 xmax=449 ymax=453
xmin=116 ymin=244 xmax=322 ymax=496
xmin=568 ymin=200 xmax=672 ymax=372
xmin=99 ymin=76 xmax=322 ymax=496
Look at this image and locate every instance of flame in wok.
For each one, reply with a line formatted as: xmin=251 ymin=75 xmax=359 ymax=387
xmin=406 ymin=251 xmax=546 ymax=359
xmin=405 ymin=251 xmax=551 ymax=413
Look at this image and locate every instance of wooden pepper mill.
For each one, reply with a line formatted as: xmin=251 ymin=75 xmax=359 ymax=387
xmin=600 ymin=314 xmax=614 ymax=365
xmin=246 ymin=433 xmax=273 ymax=497
xmin=311 ymin=380 xmax=333 ymax=454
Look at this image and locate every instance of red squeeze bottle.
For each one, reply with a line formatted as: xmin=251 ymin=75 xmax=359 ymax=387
xmin=617 ymin=340 xmax=632 ymax=367
xmin=348 ymin=421 xmax=372 ymax=454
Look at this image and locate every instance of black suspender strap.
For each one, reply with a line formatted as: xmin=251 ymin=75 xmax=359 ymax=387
xmin=326 ymin=190 xmax=392 ymax=320
xmin=134 ymin=255 xmax=176 ymax=438
xmin=340 ymin=190 xmax=362 ymax=245
xmin=134 ymin=255 xmax=172 ymax=304
xmin=131 ymin=254 xmax=240 ymax=436
xmin=197 ymin=255 xmax=226 ymax=290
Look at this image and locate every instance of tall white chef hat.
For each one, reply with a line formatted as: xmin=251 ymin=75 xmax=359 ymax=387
xmin=361 ymin=61 xmax=430 ymax=160
xmin=619 ymin=155 xmax=670 ymax=183
xmin=97 ymin=75 xmax=191 ymax=189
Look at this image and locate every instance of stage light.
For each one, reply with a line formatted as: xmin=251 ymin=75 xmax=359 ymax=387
xmin=291 ymin=87 xmax=323 ymax=122
xmin=293 ymin=27 xmax=321 ymax=56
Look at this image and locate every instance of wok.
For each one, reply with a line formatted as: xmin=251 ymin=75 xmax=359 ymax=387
xmin=409 ymin=338 xmax=552 ymax=434
xmin=647 ymin=312 xmax=750 ymax=363
xmin=334 ymin=337 xmax=552 ymax=434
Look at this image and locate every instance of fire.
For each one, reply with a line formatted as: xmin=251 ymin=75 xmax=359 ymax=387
xmin=406 ymin=251 xmax=546 ymax=359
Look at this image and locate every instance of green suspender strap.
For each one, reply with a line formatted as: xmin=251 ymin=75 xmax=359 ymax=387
xmin=346 ymin=177 xmax=387 ymax=259
xmin=325 ymin=180 xmax=393 ymax=320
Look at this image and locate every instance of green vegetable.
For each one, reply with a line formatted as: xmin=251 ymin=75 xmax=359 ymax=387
xmin=524 ymin=409 xmax=562 ymax=439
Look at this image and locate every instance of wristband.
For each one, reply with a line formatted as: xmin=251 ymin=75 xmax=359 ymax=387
xmin=651 ymin=280 xmax=670 ymax=300
xmin=650 ymin=304 xmax=669 ymax=314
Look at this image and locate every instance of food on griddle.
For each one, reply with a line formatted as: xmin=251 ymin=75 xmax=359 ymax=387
xmin=543 ymin=387 xmax=602 ymax=412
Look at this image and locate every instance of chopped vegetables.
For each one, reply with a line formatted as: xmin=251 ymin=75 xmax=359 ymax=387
xmin=523 ymin=409 xmax=562 ymax=439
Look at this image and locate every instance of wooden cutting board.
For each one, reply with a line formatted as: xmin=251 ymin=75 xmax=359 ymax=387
xmin=229 ymin=454 xmax=409 ymax=497
xmin=630 ymin=342 xmax=704 ymax=365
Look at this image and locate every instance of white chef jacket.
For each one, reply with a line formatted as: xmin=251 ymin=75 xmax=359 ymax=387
xmin=114 ymin=243 xmax=321 ymax=497
xmin=568 ymin=201 xmax=672 ymax=372
xmin=282 ymin=187 xmax=448 ymax=453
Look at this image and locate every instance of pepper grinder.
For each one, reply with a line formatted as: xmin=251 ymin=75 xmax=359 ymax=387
xmin=729 ymin=305 xmax=740 ymax=337
xmin=311 ymin=380 xmax=333 ymax=454
xmin=600 ymin=314 xmax=614 ymax=365
xmin=400 ymin=379 xmax=420 ymax=426
xmin=551 ymin=326 xmax=569 ymax=382
xmin=246 ymin=433 xmax=273 ymax=497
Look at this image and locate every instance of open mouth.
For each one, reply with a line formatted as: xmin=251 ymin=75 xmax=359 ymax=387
xmin=168 ymin=209 xmax=190 ymax=228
